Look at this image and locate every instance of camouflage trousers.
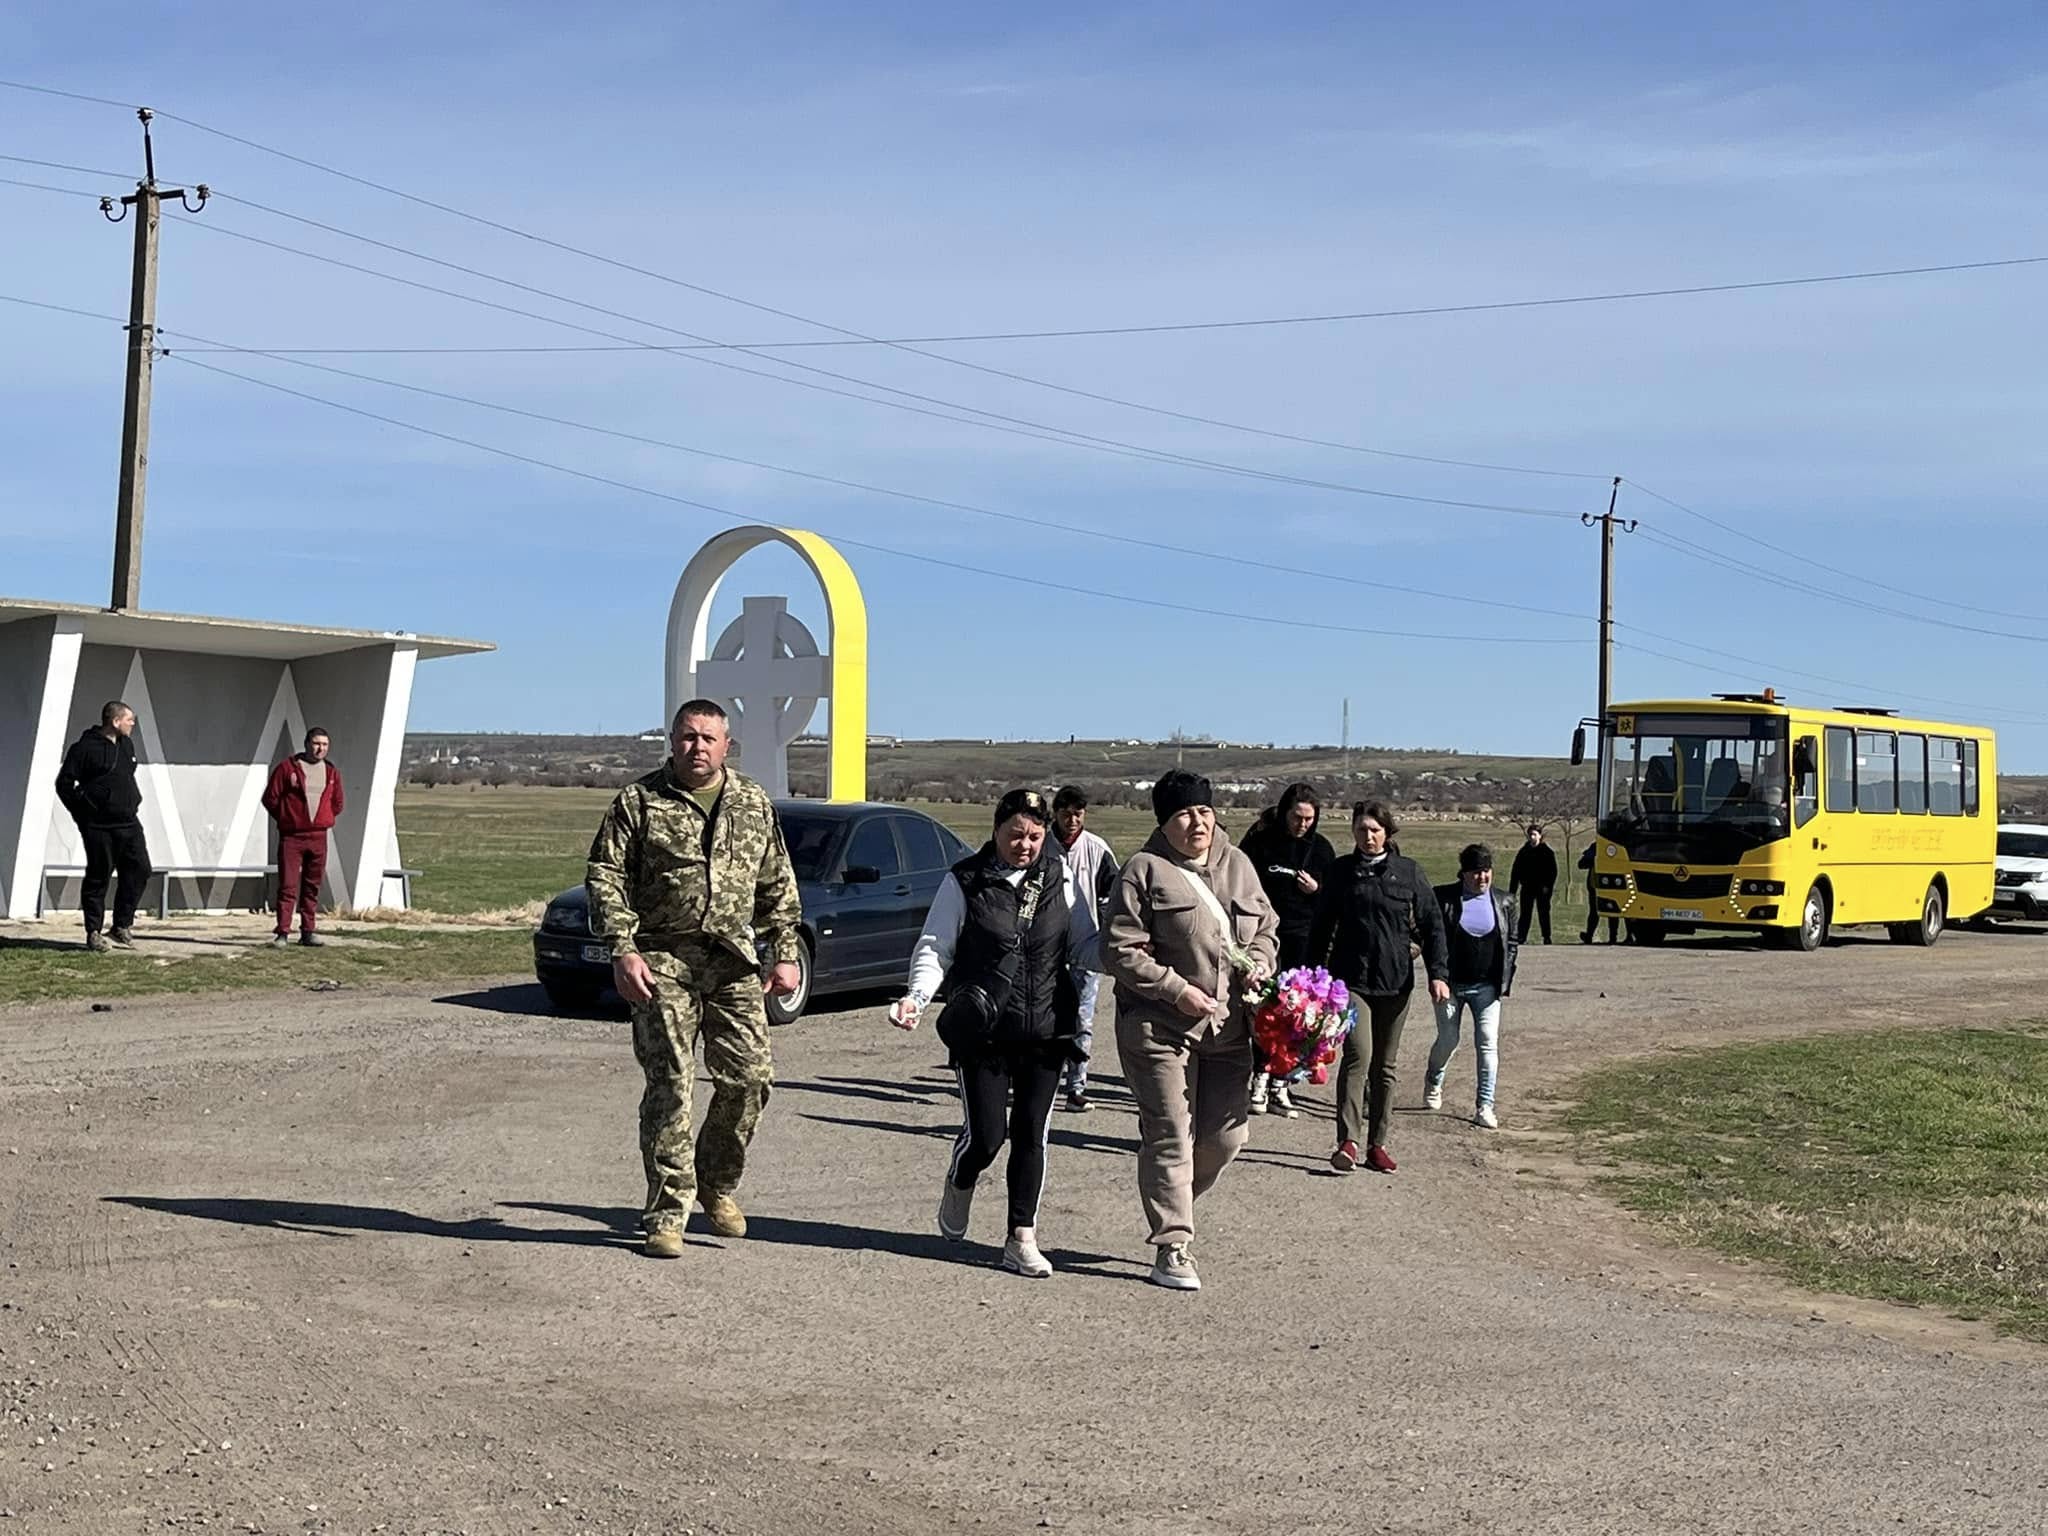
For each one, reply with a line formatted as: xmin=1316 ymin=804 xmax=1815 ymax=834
xmin=629 ymin=942 xmax=774 ymax=1232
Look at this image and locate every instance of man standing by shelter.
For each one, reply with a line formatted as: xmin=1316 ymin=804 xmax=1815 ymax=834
xmin=586 ymin=700 xmax=804 ymax=1259
xmin=1508 ymin=823 xmax=1557 ymax=944
xmin=54 ymin=701 xmax=152 ymax=953
xmin=261 ymin=727 xmax=344 ymax=947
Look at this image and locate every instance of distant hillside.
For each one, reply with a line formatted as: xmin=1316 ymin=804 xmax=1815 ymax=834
xmin=404 ymin=732 xmax=2048 ymax=822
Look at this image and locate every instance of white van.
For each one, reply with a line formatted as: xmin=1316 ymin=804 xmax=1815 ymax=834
xmin=1991 ymin=824 xmax=2048 ymax=921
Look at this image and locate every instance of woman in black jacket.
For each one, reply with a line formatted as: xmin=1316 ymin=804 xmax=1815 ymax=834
xmin=1308 ymin=801 xmax=1450 ymax=1174
xmin=892 ymin=788 xmax=1099 ymax=1278
xmin=1239 ymin=783 xmax=1335 ymax=1117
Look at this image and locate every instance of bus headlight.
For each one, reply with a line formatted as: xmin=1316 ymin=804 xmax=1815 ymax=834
xmin=1596 ymin=873 xmax=1630 ymax=889
xmin=1738 ymin=880 xmax=1786 ymax=896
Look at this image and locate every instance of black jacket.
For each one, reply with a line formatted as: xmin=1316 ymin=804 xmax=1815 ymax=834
xmin=1509 ymin=841 xmax=1557 ymax=894
xmin=55 ymin=728 xmax=143 ymax=829
xmin=942 ymin=844 xmax=1080 ymax=1059
xmin=1308 ymin=851 xmax=1449 ymax=996
xmin=1238 ymin=822 xmax=1336 ymax=935
xmin=1435 ymin=882 xmax=1519 ymax=995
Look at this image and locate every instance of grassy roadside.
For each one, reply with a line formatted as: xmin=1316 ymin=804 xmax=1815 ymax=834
xmin=0 ymin=928 xmax=532 ymax=1007
xmin=1562 ymin=1027 xmax=2048 ymax=1341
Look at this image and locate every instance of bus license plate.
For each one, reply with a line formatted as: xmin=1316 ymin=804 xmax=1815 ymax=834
xmin=582 ymin=943 xmax=610 ymax=963
xmin=1666 ymin=908 xmax=1704 ymax=921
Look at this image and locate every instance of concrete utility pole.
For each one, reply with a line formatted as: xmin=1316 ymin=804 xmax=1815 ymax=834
xmin=1341 ymin=697 xmax=1350 ymax=781
xmin=101 ymin=108 xmax=207 ymax=611
xmin=1581 ymin=478 xmax=1637 ymax=725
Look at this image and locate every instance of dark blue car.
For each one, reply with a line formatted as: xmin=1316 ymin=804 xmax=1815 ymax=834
xmin=532 ymin=800 xmax=973 ymax=1022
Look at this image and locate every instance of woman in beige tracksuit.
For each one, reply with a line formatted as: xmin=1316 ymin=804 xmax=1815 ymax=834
xmin=1102 ymin=770 xmax=1279 ymax=1293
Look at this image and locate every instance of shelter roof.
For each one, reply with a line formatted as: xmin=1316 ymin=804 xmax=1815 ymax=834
xmin=0 ymin=597 xmax=493 ymax=662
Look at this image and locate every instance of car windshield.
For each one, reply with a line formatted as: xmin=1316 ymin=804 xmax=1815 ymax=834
xmin=1998 ymin=831 xmax=2048 ymax=860
xmin=777 ymin=811 xmax=841 ymax=881
xmin=1603 ymin=712 xmax=1790 ymax=851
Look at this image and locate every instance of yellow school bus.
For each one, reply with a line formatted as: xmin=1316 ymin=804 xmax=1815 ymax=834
xmin=1582 ymin=695 xmax=1995 ymax=950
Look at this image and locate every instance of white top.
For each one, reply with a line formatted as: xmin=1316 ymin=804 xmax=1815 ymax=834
xmin=1458 ymin=891 xmax=1498 ymax=937
xmin=1055 ymin=828 xmax=1117 ymax=912
xmin=905 ymin=861 xmax=1102 ymax=1008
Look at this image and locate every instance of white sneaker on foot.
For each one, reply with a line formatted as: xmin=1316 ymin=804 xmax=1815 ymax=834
xmin=1249 ymin=1072 xmax=1270 ymax=1115
xmin=937 ymin=1176 xmax=973 ymax=1241
xmin=1272 ymin=1083 xmax=1300 ymax=1118
xmin=1148 ymin=1242 xmax=1201 ymax=1292
xmin=1001 ymin=1230 xmax=1053 ymax=1278
xmin=1423 ymin=1080 xmax=1444 ymax=1111
xmin=1474 ymin=1105 xmax=1499 ymax=1130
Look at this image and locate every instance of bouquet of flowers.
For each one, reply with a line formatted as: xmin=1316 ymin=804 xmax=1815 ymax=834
xmin=1249 ymin=966 xmax=1358 ymax=1086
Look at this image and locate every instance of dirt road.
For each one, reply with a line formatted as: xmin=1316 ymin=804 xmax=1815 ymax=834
xmin=3 ymin=929 xmax=2045 ymax=1534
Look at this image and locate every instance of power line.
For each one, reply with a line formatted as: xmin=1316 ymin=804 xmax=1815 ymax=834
xmin=0 ymin=292 xmax=126 ymax=324
xmin=137 ymin=320 xmax=1589 ymax=625
xmin=1636 ymin=525 xmax=2048 ymax=643
xmin=0 ymin=151 xmax=129 ymax=180
xmin=162 ymin=352 xmax=1588 ymax=650
xmin=173 ymin=213 xmax=1589 ymax=520
xmin=0 ymin=173 xmax=108 ymax=199
xmin=1624 ymin=478 xmax=2040 ymax=624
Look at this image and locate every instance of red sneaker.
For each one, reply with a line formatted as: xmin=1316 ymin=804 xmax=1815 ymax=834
xmin=1330 ymin=1140 xmax=1359 ymax=1173
xmin=1365 ymin=1145 xmax=1398 ymax=1174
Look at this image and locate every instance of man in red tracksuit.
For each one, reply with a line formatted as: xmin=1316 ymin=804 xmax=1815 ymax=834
xmin=260 ymin=727 xmax=344 ymax=947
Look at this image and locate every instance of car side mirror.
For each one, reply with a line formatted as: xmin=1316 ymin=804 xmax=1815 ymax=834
xmin=1570 ymin=726 xmax=1587 ymax=767
xmin=842 ymin=864 xmax=882 ymax=885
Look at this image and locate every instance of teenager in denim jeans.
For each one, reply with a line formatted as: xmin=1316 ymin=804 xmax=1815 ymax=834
xmin=1425 ymin=844 xmax=1518 ymax=1130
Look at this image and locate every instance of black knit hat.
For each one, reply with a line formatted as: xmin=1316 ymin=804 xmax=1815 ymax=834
xmin=1151 ymin=770 xmax=1213 ymax=824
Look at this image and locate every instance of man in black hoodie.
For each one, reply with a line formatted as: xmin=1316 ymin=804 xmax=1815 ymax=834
xmin=54 ymin=700 xmax=153 ymax=952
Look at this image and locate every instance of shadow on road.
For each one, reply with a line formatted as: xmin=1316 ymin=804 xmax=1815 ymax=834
xmin=435 ymin=982 xmax=620 ymax=1017
xmin=800 ymin=1110 xmax=1141 ymax=1157
xmin=103 ymin=1194 xmax=656 ymax=1250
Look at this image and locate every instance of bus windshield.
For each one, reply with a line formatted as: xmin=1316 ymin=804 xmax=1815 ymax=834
xmin=1603 ymin=712 xmax=1791 ymax=854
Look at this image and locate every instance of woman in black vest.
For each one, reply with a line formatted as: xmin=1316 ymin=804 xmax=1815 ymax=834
xmin=892 ymin=788 xmax=1100 ymax=1278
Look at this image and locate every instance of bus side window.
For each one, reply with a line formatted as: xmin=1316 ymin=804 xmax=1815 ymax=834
xmin=1793 ymin=735 xmax=1820 ymax=827
xmin=1963 ymin=739 xmax=1980 ymax=816
xmin=1898 ymin=733 xmax=1927 ymax=815
xmin=1824 ymin=727 xmax=1856 ymax=813
xmin=1931 ymin=738 xmax=1962 ymax=816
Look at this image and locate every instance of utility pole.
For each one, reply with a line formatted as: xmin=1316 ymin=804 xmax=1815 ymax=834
xmin=1581 ymin=477 xmax=1637 ymax=725
xmin=101 ymin=108 xmax=207 ymax=611
xmin=1341 ymin=697 xmax=1350 ymax=782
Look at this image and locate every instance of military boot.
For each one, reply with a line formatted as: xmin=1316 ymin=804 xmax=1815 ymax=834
xmin=644 ymin=1226 xmax=685 ymax=1260
xmin=85 ymin=932 xmax=112 ymax=954
xmin=108 ymin=927 xmax=137 ymax=948
xmin=700 ymin=1194 xmax=747 ymax=1239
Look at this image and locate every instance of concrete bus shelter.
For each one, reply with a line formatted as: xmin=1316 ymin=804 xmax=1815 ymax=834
xmin=0 ymin=598 xmax=492 ymax=922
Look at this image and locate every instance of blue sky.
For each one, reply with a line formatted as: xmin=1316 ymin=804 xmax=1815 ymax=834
xmin=5 ymin=3 xmax=2047 ymax=765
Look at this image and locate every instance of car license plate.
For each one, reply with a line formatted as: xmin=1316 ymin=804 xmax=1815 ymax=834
xmin=581 ymin=943 xmax=610 ymax=963
xmin=1667 ymin=908 xmax=1704 ymax=921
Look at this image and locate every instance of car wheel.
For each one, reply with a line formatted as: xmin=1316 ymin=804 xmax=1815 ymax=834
xmin=1890 ymin=883 xmax=1945 ymax=947
xmin=1792 ymin=883 xmax=1830 ymax=952
xmin=541 ymin=975 xmax=601 ymax=1012
xmin=766 ymin=938 xmax=812 ymax=1027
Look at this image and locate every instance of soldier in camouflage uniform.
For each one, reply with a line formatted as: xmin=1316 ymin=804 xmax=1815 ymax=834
xmin=585 ymin=699 xmax=804 ymax=1259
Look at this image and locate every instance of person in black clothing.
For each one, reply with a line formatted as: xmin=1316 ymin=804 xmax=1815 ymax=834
xmin=892 ymin=788 xmax=1099 ymax=1278
xmin=1508 ymin=823 xmax=1557 ymax=944
xmin=1239 ymin=782 xmax=1335 ymax=1117
xmin=1425 ymin=844 xmax=1518 ymax=1129
xmin=53 ymin=700 xmax=153 ymax=953
xmin=1308 ymin=801 xmax=1450 ymax=1175
xmin=1578 ymin=841 xmax=1621 ymax=944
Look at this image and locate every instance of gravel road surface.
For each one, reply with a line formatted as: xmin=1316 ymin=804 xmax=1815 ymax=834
xmin=3 ymin=928 xmax=2045 ymax=1534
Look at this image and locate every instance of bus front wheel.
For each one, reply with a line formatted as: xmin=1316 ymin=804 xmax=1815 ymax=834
xmin=1791 ymin=884 xmax=1830 ymax=952
xmin=1889 ymin=884 xmax=1945 ymax=948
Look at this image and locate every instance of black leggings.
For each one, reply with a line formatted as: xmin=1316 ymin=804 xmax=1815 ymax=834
xmin=949 ymin=1048 xmax=1063 ymax=1232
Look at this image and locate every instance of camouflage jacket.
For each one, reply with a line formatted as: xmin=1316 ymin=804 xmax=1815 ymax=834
xmin=584 ymin=764 xmax=802 ymax=972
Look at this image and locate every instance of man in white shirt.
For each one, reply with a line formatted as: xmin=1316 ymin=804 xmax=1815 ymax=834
xmin=1050 ymin=786 xmax=1119 ymax=1112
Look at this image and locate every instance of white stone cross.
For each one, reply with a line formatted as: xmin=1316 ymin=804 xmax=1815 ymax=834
xmin=693 ymin=595 xmax=831 ymax=798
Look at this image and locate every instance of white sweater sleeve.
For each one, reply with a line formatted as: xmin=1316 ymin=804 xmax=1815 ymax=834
xmin=906 ymin=873 xmax=966 ymax=1006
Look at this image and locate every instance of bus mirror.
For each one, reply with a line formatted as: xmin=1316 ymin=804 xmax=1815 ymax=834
xmin=1570 ymin=726 xmax=1587 ymax=767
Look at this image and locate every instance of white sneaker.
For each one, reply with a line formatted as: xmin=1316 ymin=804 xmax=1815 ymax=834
xmin=1001 ymin=1231 xmax=1053 ymax=1278
xmin=1149 ymin=1242 xmax=1201 ymax=1292
xmin=1474 ymin=1105 xmax=1499 ymax=1130
xmin=937 ymin=1176 xmax=973 ymax=1241
xmin=1423 ymin=1080 xmax=1444 ymax=1111
xmin=1249 ymin=1073 xmax=1270 ymax=1115
xmin=1272 ymin=1084 xmax=1300 ymax=1119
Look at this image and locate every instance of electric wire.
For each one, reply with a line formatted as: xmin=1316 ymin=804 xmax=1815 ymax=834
xmin=0 ymin=151 xmax=129 ymax=180
xmin=173 ymin=213 xmax=1588 ymax=519
xmin=162 ymin=351 xmax=1589 ymax=649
